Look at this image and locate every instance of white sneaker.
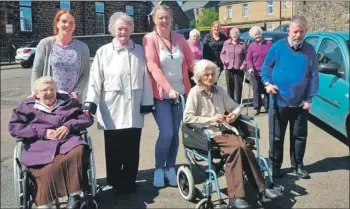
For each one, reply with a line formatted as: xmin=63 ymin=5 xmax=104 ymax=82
xmin=153 ymin=168 xmax=165 ymax=188
xmin=165 ymin=167 xmax=177 ymax=186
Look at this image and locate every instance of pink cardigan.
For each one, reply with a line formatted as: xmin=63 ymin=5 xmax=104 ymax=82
xmin=143 ymin=31 xmax=194 ymax=100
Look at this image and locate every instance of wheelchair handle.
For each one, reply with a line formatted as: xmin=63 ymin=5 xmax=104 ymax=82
xmin=240 ymin=114 xmax=254 ymax=121
xmin=179 ymin=94 xmax=185 ymax=111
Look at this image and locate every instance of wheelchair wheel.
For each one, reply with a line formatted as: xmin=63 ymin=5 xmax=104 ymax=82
xmin=195 ymin=198 xmax=214 ymax=209
xmin=177 ymin=165 xmax=195 ymax=201
xmin=87 ymin=136 xmax=97 ymax=197
xmin=13 ymin=143 xmax=23 ymax=207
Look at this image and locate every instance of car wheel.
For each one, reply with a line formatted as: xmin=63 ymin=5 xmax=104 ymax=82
xmin=20 ymin=62 xmax=30 ymax=68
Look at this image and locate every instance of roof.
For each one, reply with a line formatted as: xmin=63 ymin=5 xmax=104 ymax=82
xmin=181 ymin=1 xmax=210 ymax=12
xmin=218 ymin=1 xmax=252 ymax=6
xmin=308 ymin=31 xmax=350 ymax=40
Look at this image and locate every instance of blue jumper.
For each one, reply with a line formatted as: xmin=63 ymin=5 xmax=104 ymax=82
xmin=261 ymin=38 xmax=319 ymax=107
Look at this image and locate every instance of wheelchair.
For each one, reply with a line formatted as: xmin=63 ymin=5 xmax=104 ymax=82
xmin=176 ymin=98 xmax=283 ymax=209
xmin=13 ymin=130 xmax=99 ymax=209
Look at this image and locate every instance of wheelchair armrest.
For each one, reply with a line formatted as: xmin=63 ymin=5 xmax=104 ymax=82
xmin=239 ymin=114 xmax=254 ymax=122
xmin=80 ymin=129 xmax=88 ymax=135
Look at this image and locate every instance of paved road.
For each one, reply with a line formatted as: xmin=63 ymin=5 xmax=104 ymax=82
xmin=1 ymin=66 xmax=349 ymax=208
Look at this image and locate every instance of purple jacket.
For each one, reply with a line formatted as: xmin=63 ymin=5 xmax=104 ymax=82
xmin=246 ymin=40 xmax=272 ymax=76
xmin=9 ymin=94 xmax=94 ymax=167
xmin=220 ymin=39 xmax=246 ymax=70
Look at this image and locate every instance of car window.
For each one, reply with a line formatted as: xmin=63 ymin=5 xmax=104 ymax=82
xmin=305 ymin=36 xmax=319 ymax=48
xmin=318 ymin=38 xmax=345 ymax=79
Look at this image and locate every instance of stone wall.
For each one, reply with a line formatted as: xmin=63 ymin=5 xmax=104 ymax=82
xmin=294 ymin=1 xmax=349 ymax=32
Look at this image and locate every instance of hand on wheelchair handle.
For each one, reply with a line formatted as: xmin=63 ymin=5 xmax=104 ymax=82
xmin=82 ymin=102 xmax=97 ymax=115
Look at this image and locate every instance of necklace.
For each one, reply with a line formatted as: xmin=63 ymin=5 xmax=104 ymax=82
xmin=156 ymin=30 xmax=173 ymax=59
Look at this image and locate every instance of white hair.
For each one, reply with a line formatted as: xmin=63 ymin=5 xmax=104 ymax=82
xmin=34 ymin=76 xmax=56 ymax=93
xmin=249 ymin=26 xmax=263 ymax=38
xmin=229 ymin=27 xmax=241 ymax=38
xmin=108 ymin=12 xmax=134 ymax=36
xmin=192 ymin=59 xmax=220 ymax=85
xmin=189 ymin=29 xmax=200 ymax=38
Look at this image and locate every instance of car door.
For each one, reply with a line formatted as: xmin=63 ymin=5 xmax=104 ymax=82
xmin=313 ymin=37 xmax=349 ymax=133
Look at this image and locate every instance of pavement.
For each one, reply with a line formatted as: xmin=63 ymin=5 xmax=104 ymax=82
xmin=1 ymin=66 xmax=349 ymax=208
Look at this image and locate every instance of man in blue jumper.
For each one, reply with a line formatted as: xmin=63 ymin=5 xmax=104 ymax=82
xmin=261 ymin=16 xmax=319 ymax=179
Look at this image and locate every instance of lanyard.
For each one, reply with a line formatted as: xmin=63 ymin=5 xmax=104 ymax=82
xmin=156 ymin=30 xmax=173 ymax=59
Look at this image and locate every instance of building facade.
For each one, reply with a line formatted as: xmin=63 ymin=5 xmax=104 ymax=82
xmin=219 ymin=1 xmax=292 ymax=31
xmin=0 ymin=1 xmax=154 ymax=62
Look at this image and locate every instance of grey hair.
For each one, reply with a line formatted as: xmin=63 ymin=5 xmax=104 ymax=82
xmin=290 ymin=15 xmax=308 ymax=27
xmin=229 ymin=27 xmax=241 ymax=38
xmin=249 ymin=26 xmax=263 ymax=38
xmin=34 ymin=76 xmax=56 ymax=93
xmin=189 ymin=29 xmax=200 ymax=38
xmin=108 ymin=12 xmax=134 ymax=36
xmin=192 ymin=59 xmax=220 ymax=85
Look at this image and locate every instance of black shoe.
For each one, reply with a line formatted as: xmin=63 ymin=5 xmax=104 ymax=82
xmin=67 ymin=195 xmax=81 ymax=209
xmin=228 ymin=198 xmax=251 ymax=209
xmin=293 ymin=167 xmax=310 ymax=179
xmin=253 ymin=109 xmax=260 ymax=116
xmin=272 ymin=168 xmax=284 ymax=178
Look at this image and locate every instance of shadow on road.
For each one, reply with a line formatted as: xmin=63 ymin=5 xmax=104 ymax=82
xmin=95 ymin=168 xmax=160 ymax=208
xmin=308 ymin=115 xmax=348 ymax=147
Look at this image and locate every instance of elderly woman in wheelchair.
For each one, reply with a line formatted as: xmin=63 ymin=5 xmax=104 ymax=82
xmin=9 ymin=76 xmax=94 ymax=209
xmin=181 ymin=60 xmax=280 ymax=209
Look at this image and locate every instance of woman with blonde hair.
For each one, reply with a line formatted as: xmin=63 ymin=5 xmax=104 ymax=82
xmin=202 ymin=21 xmax=227 ymax=80
xmin=143 ymin=5 xmax=195 ymax=188
xmin=31 ymin=10 xmax=90 ymax=102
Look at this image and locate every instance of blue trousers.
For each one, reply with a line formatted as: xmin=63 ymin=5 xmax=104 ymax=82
xmin=269 ymin=105 xmax=308 ymax=169
xmin=153 ymin=98 xmax=183 ymax=169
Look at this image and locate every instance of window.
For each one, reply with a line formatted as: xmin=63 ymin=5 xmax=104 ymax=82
xmin=267 ymin=1 xmax=273 ymax=15
xmin=318 ymin=38 xmax=345 ymax=78
xmin=226 ymin=6 xmax=232 ymax=19
xmin=60 ymin=1 xmax=70 ymax=10
xmin=242 ymin=4 xmax=248 ymax=17
xmin=126 ymin=5 xmax=134 ymax=16
xmin=283 ymin=0 xmax=287 ymax=11
xmin=19 ymin=1 xmax=32 ymax=32
xmin=266 ymin=24 xmax=273 ymax=31
xmin=95 ymin=2 xmax=105 ymax=34
xmin=304 ymin=36 xmax=319 ymax=48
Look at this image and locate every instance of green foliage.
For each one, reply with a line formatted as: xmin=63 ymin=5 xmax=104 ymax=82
xmin=190 ymin=19 xmax=196 ymax=28
xmin=196 ymin=8 xmax=219 ymax=28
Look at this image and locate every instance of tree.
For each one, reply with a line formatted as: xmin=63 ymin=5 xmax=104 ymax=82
xmin=196 ymin=8 xmax=219 ymax=28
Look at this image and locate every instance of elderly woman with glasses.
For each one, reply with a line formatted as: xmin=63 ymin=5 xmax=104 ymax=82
xmin=9 ymin=76 xmax=94 ymax=209
xmin=187 ymin=28 xmax=202 ymax=87
xmin=220 ymin=27 xmax=246 ymax=103
xmin=246 ymin=26 xmax=272 ymax=115
xmin=83 ymin=12 xmax=154 ymax=194
xmin=183 ymin=59 xmax=279 ymax=209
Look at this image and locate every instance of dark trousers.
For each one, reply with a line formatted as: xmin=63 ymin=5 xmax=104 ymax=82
xmin=104 ymin=128 xmax=142 ymax=189
xmin=213 ymin=135 xmax=265 ymax=198
xmin=251 ymin=75 xmax=269 ymax=110
xmin=269 ymin=106 xmax=308 ymax=169
xmin=225 ymin=69 xmax=245 ymax=103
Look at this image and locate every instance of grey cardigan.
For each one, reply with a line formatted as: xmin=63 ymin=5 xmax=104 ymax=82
xmin=31 ymin=36 xmax=91 ymax=101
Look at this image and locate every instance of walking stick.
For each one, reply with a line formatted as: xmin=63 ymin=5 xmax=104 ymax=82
xmin=240 ymin=72 xmax=253 ymax=116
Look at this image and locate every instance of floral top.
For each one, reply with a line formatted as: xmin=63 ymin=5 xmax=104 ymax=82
xmin=50 ymin=39 xmax=81 ymax=93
